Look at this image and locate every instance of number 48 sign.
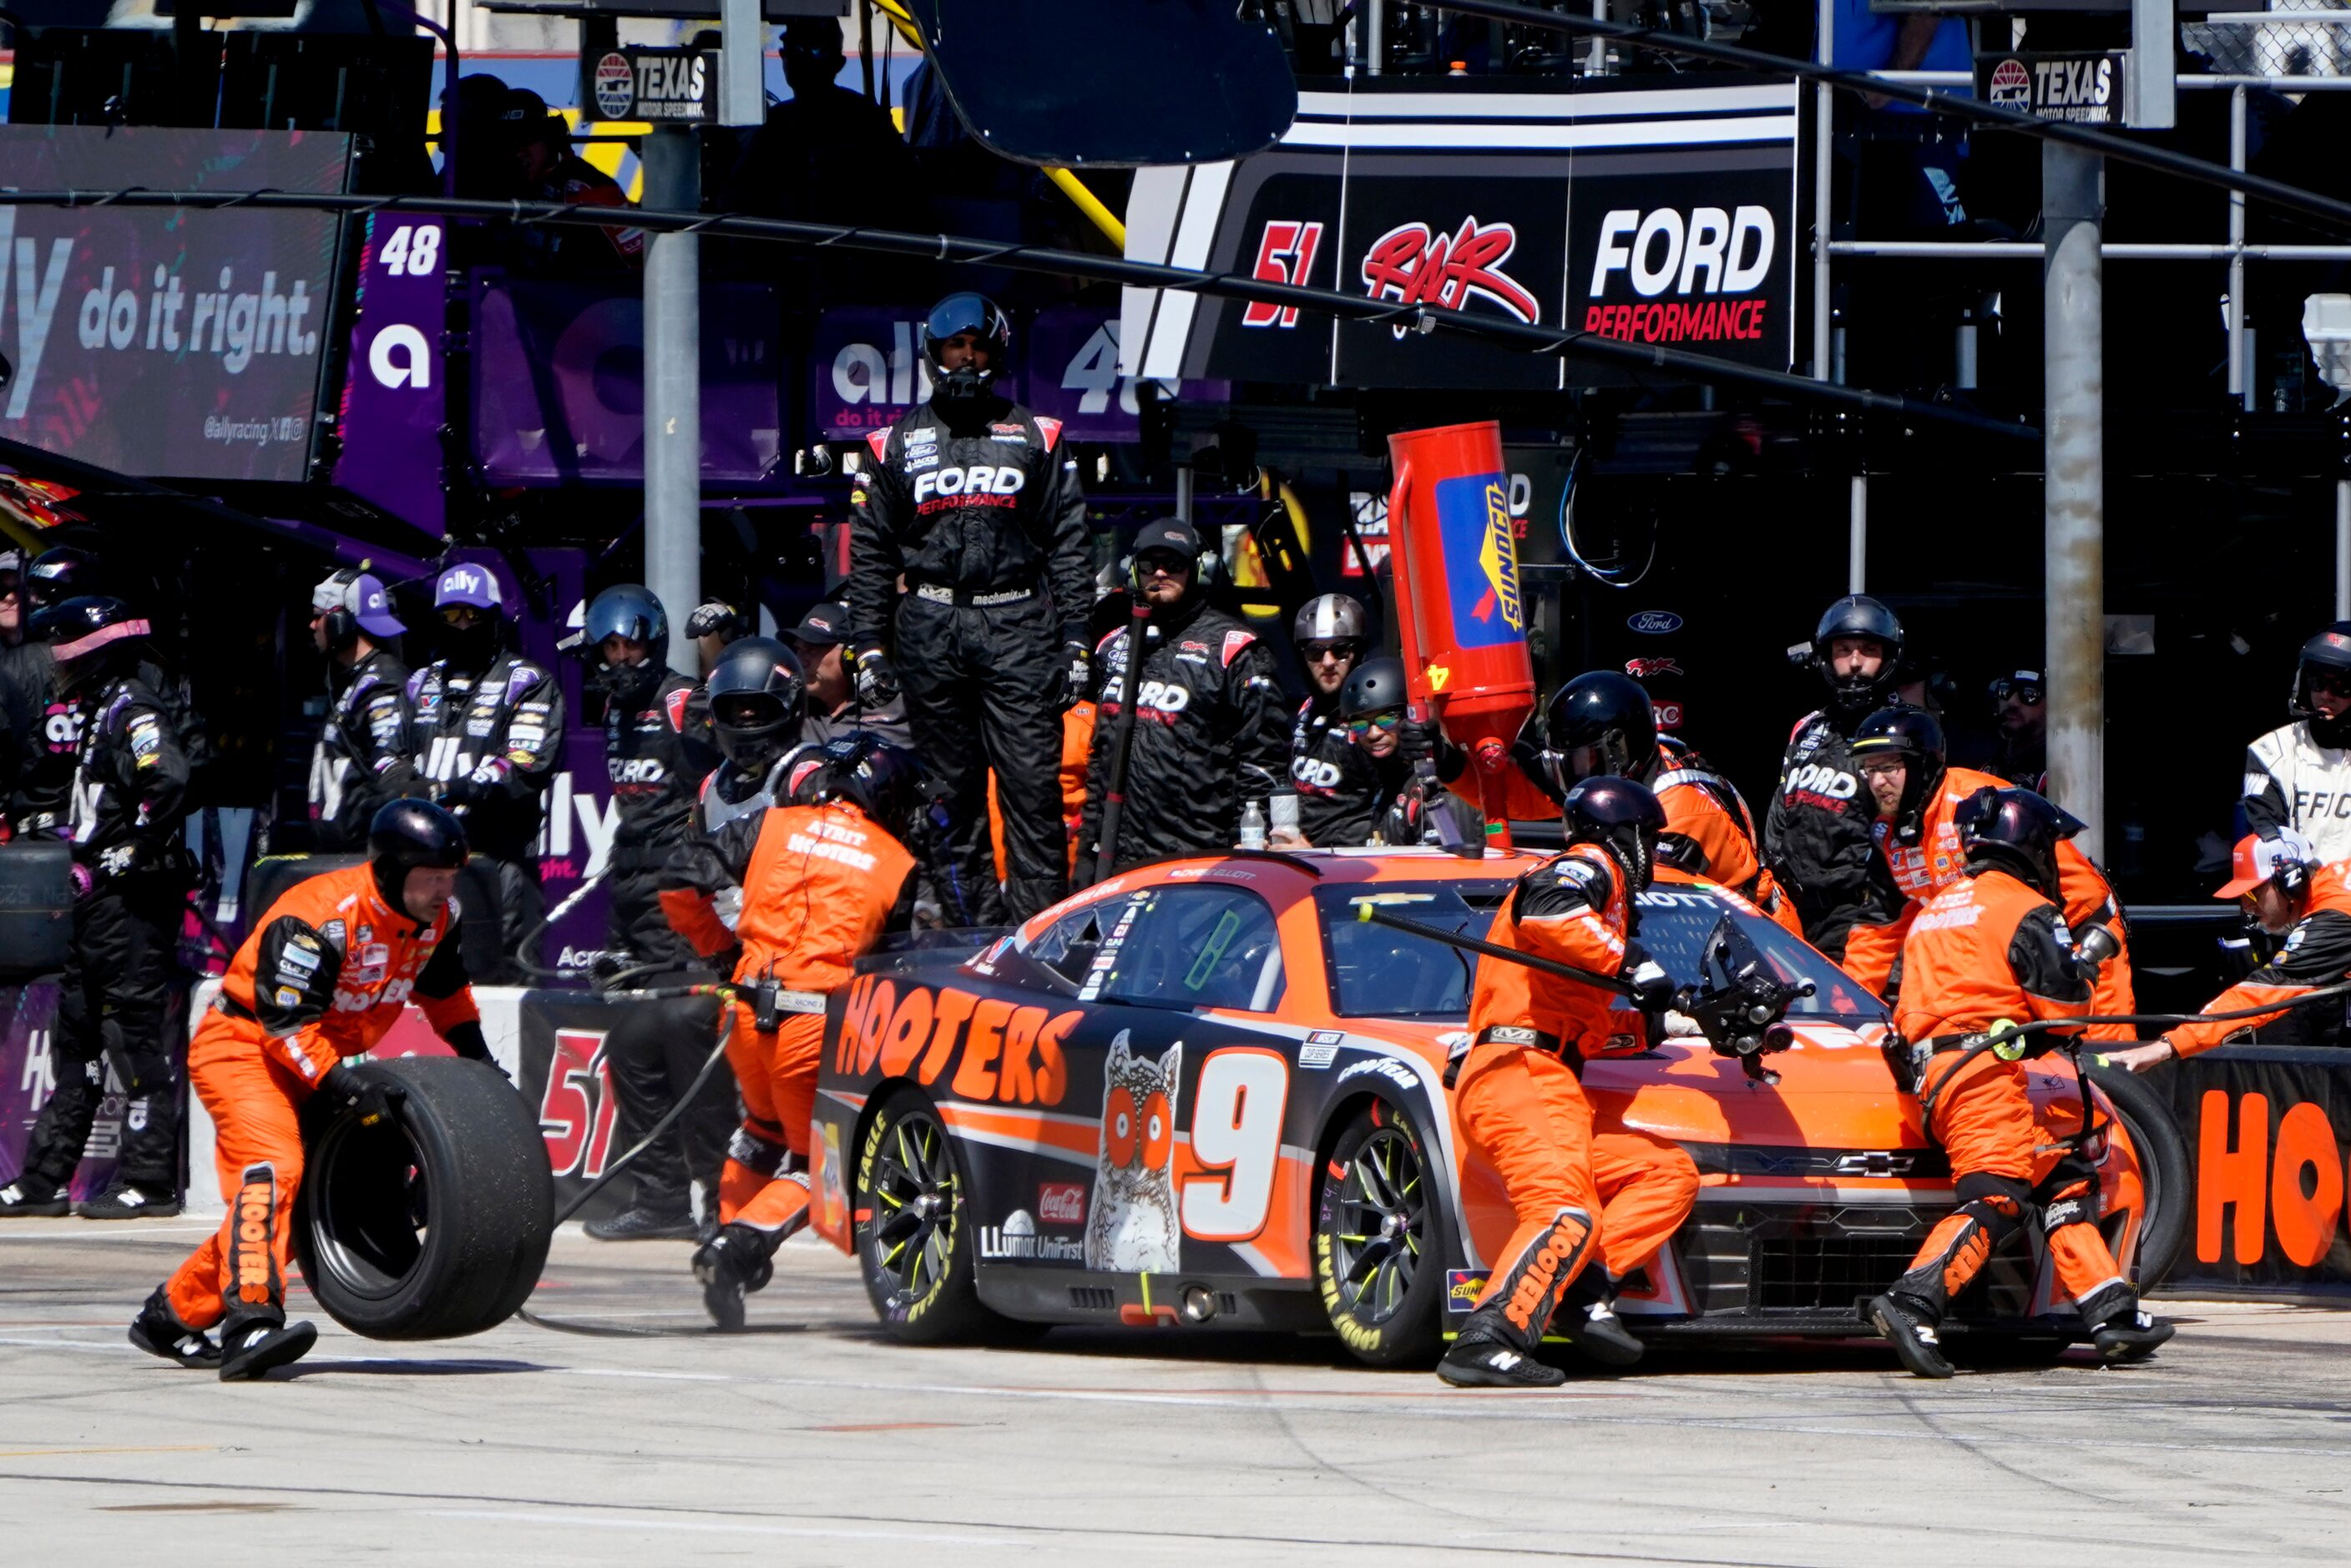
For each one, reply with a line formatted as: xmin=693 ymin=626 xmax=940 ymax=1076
xmin=1028 ymin=308 xmax=1223 ymax=443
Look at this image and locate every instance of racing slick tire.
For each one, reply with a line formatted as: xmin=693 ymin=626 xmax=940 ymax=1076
xmin=1312 ymin=1097 xmax=1449 ymax=1367
xmin=853 ymin=1089 xmax=1018 ymax=1344
xmin=2084 ymin=1059 xmax=2191 ymax=1289
xmin=296 ymin=1057 xmax=554 ymax=1340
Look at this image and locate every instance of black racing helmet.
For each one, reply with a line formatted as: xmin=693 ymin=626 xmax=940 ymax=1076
xmin=1293 ymin=593 xmax=1370 ymax=651
xmin=1545 ymin=670 xmax=1658 ymax=792
xmin=705 ymin=636 xmax=806 ymax=774
xmin=921 ymin=291 xmax=1013 ymax=380
xmin=1561 ymin=776 xmax=1669 ymax=893
xmin=2292 ymin=621 xmax=2351 ymax=745
xmin=1339 ymin=655 xmax=1410 ymax=720
xmin=1955 ymin=786 xmax=2082 ymax=901
xmin=1813 ymin=594 xmax=1904 ymax=714
xmin=1848 ymin=705 xmax=1947 ymax=830
xmin=26 ymin=546 xmax=99 ymax=612
xmin=791 ymin=732 xmax=922 ymax=835
xmin=584 ymin=583 xmax=668 ymax=650
xmin=33 ymin=594 xmax=148 ymax=683
xmin=368 ymin=798 xmax=468 ymax=911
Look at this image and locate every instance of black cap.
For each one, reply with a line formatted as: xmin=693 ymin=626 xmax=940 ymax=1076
xmin=1131 ymin=518 xmax=1201 ymax=561
xmin=790 ymin=601 xmax=852 ymax=646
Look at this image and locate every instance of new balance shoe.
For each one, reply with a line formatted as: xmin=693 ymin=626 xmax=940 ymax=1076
xmin=127 ymin=1288 xmax=220 ymax=1370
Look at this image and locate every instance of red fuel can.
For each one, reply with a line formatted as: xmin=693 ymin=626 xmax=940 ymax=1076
xmin=1384 ymin=421 xmax=1555 ymax=841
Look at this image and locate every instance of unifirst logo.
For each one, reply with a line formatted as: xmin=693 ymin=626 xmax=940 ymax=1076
xmin=1476 ymin=479 xmax=1522 ymax=632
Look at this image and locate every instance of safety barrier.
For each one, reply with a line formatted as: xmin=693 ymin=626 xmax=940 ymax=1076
xmin=2156 ymin=1044 xmax=2351 ymax=1302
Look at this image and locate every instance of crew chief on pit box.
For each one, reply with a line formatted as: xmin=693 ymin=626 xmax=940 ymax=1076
xmin=1443 ymin=772 xmax=1696 ymax=1388
xmin=1840 ymin=706 xmax=2137 ymax=1038
xmin=1077 ymin=519 xmax=1288 ymax=873
xmin=660 ymin=734 xmax=923 ymax=1330
xmin=1868 ymin=788 xmax=2172 ymax=1377
xmin=1765 ymin=594 xmax=1907 ymax=959
xmin=846 ymin=292 xmax=1092 ymax=925
xmin=129 ymin=801 xmax=492 ymax=1380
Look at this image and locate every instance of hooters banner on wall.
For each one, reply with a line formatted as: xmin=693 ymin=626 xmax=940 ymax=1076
xmin=1117 ymin=80 xmax=1799 ymax=391
xmin=2163 ymin=1045 xmax=2351 ymax=1299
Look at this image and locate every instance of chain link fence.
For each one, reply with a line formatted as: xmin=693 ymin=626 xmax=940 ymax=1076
xmin=2185 ymin=3 xmax=2351 ymax=78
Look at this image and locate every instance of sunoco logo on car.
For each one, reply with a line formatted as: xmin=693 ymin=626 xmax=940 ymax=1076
xmin=1628 ymin=610 xmax=1683 ymax=635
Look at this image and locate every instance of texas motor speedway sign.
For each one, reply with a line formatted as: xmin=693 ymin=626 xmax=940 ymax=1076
xmin=1119 ymin=80 xmax=1799 ymax=391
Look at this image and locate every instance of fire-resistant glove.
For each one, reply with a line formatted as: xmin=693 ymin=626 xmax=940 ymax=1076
xmin=316 ymin=1062 xmax=407 ymax=1129
xmin=1625 ymin=953 xmax=1678 ymax=1011
xmin=1060 ymin=640 xmax=1093 ymax=712
xmin=852 ymin=645 xmax=898 ymax=706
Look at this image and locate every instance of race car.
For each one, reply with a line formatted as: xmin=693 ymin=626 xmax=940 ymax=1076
xmin=808 ymin=847 xmax=2188 ymax=1364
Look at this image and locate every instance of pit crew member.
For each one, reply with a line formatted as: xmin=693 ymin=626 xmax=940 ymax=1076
xmin=1868 ymin=788 xmax=2172 ymax=1377
xmin=408 ymin=562 xmax=564 ymax=982
xmin=846 ymin=291 xmax=1091 ymax=923
xmin=1441 ymin=773 xmax=1698 ymax=1388
xmin=1077 ymin=519 xmax=1288 ymax=873
xmin=1841 ymin=706 xmax=2136 ymax=1037
xmin=306 ymin=569 xmax=417 ymax=852
xmin=791 ymin=599 xmax=913 ymax=752
xmin=2110 ymin=829 xmax=2351 ymax=1069
xmin=1329 ymin=655 xmax=1466 ymax=847
xmin=0 ymin=598 xmax=193 ymax=1220
xmin=659 ymin=734 xmax=922 ymax=1329
xmin=127 ymin=801 xmax=489 ymax=1378
xmin=2242 ymin=622 xmax=2351 ymax=865
xmin=1765 ymin=594 xmax=1905 ymax=957
xmin=1279 ymin=592 xmax=1378 ymax=847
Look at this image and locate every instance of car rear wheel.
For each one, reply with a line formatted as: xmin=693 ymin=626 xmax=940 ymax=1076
xmin=852 ymin=1090 xmax=1000 ymax=1343
xmin=2085 ymin=1060 xmax=2191 ymax=1289
xmin=1313 ymin=1099 xmax=1445 ymax=1367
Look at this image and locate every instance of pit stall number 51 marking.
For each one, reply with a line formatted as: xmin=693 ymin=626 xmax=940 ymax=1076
xmin=1179 ymin=1047 xmax=1291 ymax=1242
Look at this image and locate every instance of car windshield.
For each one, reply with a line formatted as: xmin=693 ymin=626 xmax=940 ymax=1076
xmin=1313 ymin=879 xmax=1886 ymax=1023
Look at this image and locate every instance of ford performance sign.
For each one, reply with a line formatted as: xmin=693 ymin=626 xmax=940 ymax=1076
xmin=1119 ymin=81 xmax=1798 ymax=391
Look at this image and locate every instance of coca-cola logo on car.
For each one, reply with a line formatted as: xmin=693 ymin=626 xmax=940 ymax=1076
xmin=1360 ymin=216 xmax=1540 ymax=336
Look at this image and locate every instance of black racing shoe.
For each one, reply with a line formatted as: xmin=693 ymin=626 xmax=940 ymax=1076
xmin=2092 ymin=1310 xmax=2175 ymax=1364
xmin=1869 ymin=1292 xmax=1956 ymax=1379
xmin=0 ymin=1177 xmax=70 ymax=1218
xmin=584 ymin=1204 xmax=699 ymax=1242
xmin=127 ymin=1288 xmax=220 ymax=1370
xmin=1558 ymin=1268 xmax=1645 ymax=1367
xmin=692 ymin=1229 xmax=767 ymax=1332
xmin=75 ymin=1181 xmax=183 ymax=1220
xmin=1438 ymin=1338 xmax=1568 ymax=1388
xmin=218 ymin=1319 xmax=318 ymax=1382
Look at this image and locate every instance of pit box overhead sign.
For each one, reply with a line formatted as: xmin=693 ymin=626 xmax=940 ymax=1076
xmin=584 ymin=45 xmax=718 ymax=123
xmin=1975 ymin=50 xmax=2127 ymax=125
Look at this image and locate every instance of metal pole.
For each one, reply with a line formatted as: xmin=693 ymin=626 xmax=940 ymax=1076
xmin=1813 ymin=0 xmax=1833 ymax=381
xmin=2229 ymin=84 xmax=2247 ymax=407
xmin=2044 ymin=141 xmax=2106 ymax=857
xmin=1174 ymin=462 xmax=1195 ymax=527
xmin=2338 ymin=478 xmax=2350 ymax=621
xmin=1368 ymin=0 xmax=1384 ymax=75
xmin=718 ymin=0 xmax=765 ymax=128
xmin=1848 ymin=473 xmax=1867 ymax=591
xmin=642 ymin=127 xmax=701 ymax=675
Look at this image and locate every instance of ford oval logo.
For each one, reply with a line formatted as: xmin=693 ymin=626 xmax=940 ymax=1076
xmin=1627 ymin=610 xmax=1683 ymax=635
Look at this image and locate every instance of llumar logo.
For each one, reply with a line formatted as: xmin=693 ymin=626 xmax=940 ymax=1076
xmin=1474 ymin=479 xmax=1522 ymax=633
xmin=1360 ymin=217 xmax=1540 ymax=338
xmin=234 ymin=1165 xmax=277 ymax=1305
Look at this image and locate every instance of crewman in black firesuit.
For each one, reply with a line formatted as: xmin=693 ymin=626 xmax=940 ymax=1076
xmin=0 ymin=598 xmax=193 ymax=1219
xmin=845 ymin=291 xmax=1093 ymax=923
xmin=305 ymin=569 xmax=417 ymax=852
xmin=1764 ymin=594 xmax=1906 ymax=959
xmin=1078 ymin=519 xmax=1288 ymax=873
xmin=1277 ymin=593 xmax=1378 ymax=847
xmin=572 ymin=585 xmax=731 ymax=1239
xmin=409 ymin=561 xmax=564 ymax=982
xmin=1324 ymin=655 xmax=1468 ymax=847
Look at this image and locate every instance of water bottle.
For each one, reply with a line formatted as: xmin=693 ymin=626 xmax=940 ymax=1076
xmin=1239 ymin=799 xmax=1267 ymax=851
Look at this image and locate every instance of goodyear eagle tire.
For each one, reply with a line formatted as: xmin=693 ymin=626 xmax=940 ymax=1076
xmin=296 ymin=1057 xmax=553 ymax=1340
xmin=852 ymin=1089 xmax=1004 ymax=1344
xmin=2086 ymin=1060 xmax=2191 ymax=1290
xmin=1313 ymin=1098 xmax=1447 ymax=1367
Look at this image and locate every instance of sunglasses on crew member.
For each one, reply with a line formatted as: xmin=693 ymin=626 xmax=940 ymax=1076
xmin=1991 ymin=678 xmax=2044 ymax=706
xmin=440 ymin=604 xmax=486 ymax=626
xmin=1302 ymin=640 xmax=1359 ymax=664
xmin=2312 ymin=670 xmax=2351 ymax=699
xmin=1346 ymin=709 xmax=1404 ymax=735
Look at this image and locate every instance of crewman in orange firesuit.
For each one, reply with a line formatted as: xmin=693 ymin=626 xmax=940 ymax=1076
xmin=661 ymin=731 xmax=922 ymax=1329
xmin=2108 ymin=828 xmax=2351 ymax=1070
xmin=1540 ymin=670 xmax=1802 ymax=935
xmin=129 ymin=801 xmax=488 ymax=1380
xmin=1841 ymin=706 xmax=2136 ymax=1038
xmin=1439 ymin=772 xmax=1696 ymax=1388
xmin=1868 ymin=787 xmax=2172 ymax=1378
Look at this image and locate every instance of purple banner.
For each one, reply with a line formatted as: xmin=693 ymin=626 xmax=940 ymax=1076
xmin=0 ymin=125 xmax=351 ymax=483
xmin=810 ymin=306 xmax=1022 ymax=443
xmin=1024 ymin=306 xmax=1226 ymax=444
xmin=473 ymin=278 xmax=784 ymax=487
xmin=332 ymin=216 xmax=448 ymax=538
xmin=0 ymin=983 xmax=186 ymax=1202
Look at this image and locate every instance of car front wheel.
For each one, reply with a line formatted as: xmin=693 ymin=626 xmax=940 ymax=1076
xmin=1312 ymin=1098 xmax=1446 ymax=1367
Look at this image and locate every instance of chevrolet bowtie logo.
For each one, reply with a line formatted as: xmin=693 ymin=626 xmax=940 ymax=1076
xmin=1833 ymin=1151 xmax=1915 ymax=1177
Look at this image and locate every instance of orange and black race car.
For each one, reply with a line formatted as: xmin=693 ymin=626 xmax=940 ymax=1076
xmin=808 ymin=847 xmax=2187 ymax=1364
